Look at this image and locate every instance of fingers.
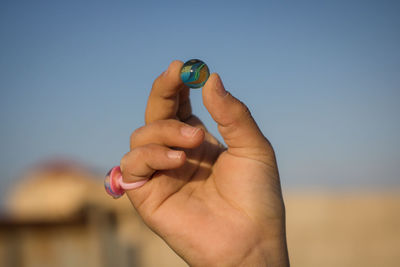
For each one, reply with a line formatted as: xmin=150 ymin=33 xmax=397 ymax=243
xmin=120 ymin=144 xmax=186 ymax=183
xmin=121 ymin=119 xmax=205 ymax=214
xmin=130 ymin=119 xmax=205 ymax=150
xmin=202 ymin=73 xmax=272 ymax=159
xmin=145 ymin=60 xmax=192 ymax=124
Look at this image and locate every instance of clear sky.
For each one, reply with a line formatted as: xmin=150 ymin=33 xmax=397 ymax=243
xmin=1 ymin=0 xmax=399 ymax=200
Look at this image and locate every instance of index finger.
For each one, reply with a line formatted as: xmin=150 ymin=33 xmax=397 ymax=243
xmin=145 ymin=60 xmax=191 ymax=124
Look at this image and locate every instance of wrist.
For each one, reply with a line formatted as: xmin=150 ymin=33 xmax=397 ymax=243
xmin=243 ymin=223 xmax=290 ymax=267
xmin=240 ymin=237 xmax=289 ymax=267
xmin=262 ymin=234 xmax=290 ymax=267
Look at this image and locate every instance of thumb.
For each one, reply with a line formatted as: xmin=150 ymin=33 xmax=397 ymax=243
xmin=202 ymin=73 xmax=272 ymax=160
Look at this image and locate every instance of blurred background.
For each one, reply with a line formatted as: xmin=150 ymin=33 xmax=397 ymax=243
xmin=1 ymin=0 xmax=399 ymax=266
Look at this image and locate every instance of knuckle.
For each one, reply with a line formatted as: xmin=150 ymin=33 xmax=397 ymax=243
xmin=133 ymin=145 xmax=149 ymax=159
xmin=129 ymin=120 xmax=180 ymax=149
xmin=235 ymin=100 xmax=253 ymax=123
xmin=120 ymin=154 xmax=127 ymax=171
xmin=220 ymin=99 xmax=253 ymax=130
xmin=230 ymin=99 xmax=251 ymax=122
xmin=130 ymin=126 xmax=146 ymax=146
xmin=163 ymin=118 xmax=180 ymax=127
xmin=135 ymin=144 xmax=159 ymax=159
xmin=237 ymin=100 xmax=251 ymax=115
xmin=122 ymin=145 xmax=152 ymax=169
xmin=152 ymin=119 xmax=180 ymax=132
xmin=120 ymin=152 xmax=131 ymax=172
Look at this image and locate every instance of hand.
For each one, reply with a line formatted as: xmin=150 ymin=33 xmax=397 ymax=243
xmin=120 ymin=61 xmax=289 ymax=266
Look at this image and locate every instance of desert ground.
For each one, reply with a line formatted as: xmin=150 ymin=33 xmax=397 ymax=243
xmin=285 ymin=190 xmax=400 ymax=267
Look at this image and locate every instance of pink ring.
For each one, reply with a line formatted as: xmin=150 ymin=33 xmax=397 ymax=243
xmin=104 ymin=166 xmax=149 ymax=199
xmin=118 ymin=176 xmax=149 ymax=190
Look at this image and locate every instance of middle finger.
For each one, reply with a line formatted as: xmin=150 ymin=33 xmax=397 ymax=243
xmin=130 ymin=119 xmax=205 ymax=150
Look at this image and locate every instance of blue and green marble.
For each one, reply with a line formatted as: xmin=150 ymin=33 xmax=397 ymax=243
xmin=180 ymin=59 xmax=210 ymax=89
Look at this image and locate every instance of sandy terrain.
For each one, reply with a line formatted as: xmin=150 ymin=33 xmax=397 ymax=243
xmin=285 ymin=191 xmax=400 ymax=267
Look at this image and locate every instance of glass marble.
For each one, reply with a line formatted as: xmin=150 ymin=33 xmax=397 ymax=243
xmin=180 ymin=59 xmax=210 ymax=89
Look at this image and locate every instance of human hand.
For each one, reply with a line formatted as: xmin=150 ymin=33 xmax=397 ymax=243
xmin=120 ymin=61 xmax=289 ymax=266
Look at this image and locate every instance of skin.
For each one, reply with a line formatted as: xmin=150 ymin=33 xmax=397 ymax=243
xmin=120 ymin=60 xmax=290 ymax=266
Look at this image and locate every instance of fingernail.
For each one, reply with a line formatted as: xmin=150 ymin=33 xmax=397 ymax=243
xmin=180 ymin=126 xmax=199 ymax=138
xmin=167 ymin=150 xmax=182 ymax=159
xmin=215 ymin=75 xmax=228 ymax=97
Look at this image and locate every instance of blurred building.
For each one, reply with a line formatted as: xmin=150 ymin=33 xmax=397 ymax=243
xmin=0 ymin=160 xmax=187 ymax=267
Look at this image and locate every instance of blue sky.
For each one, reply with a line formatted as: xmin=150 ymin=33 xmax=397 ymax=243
xmin=1 ymin=0 xmax=399 ymax=200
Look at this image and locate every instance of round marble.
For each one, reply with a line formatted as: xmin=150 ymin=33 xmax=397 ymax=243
xmin=180 ymin=59 xmax=210 ymax=89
